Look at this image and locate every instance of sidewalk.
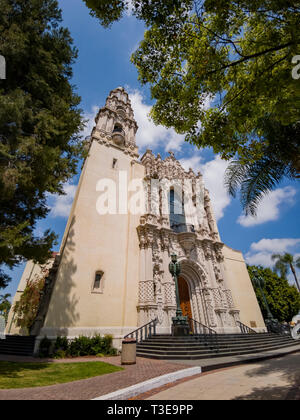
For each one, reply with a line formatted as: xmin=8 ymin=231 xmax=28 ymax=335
xmin=143 ymin=352 xmax=300 ymax=400
xmin=1 ymin=344 xmax=299 ymax=400
xmin=0 ymin=355 xmax=188 ymax=400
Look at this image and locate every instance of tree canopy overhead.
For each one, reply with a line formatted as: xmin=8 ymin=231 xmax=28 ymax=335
xmin=131 ymin=0 xmax=300 ymax=159
xmin=84 ymin=0 xmax=300 ymax=213
xmin=83 ymin=1 xmax=300 ymax=156
xmin=0 ymin=0 xmax=84 ymax=286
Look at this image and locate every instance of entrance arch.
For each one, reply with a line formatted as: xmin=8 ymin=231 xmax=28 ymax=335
xmin=178 ymin=277 xmax=192 ymax=319
xmin=178 ymin=258 xmax=215 ymax=328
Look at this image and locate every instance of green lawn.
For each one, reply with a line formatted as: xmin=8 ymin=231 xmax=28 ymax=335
xmin=0 ymin=361 xmax=123 ymax=389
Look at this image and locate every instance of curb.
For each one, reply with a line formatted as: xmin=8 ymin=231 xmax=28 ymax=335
xmin=93 ymin=367 xmax=202 ymax=400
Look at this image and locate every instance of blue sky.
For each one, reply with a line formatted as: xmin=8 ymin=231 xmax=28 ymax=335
xmin=3 ymin=0 xmax=300 ymax=298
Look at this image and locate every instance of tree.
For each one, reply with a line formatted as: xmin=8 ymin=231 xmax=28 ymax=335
xmin=13 ymin=272 xmax=47 ymax=334
xmin=0 ymin=293 xmax=11 ymax=322
xmin=83 ymin=1 xmax=300 ymax=213
xmin=224 ymin=120 xmax=300 ymax=215
xmin=248 ymin=265 xmax=300 ymax=323
xmin=0 ymin=0 xmax=84 ymax=286
xmin=272 ymin=253 xmax=300 ymax=293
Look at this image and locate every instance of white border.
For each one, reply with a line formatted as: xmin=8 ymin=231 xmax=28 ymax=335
xmin=93 ymin=367 xmax=202 ymax=400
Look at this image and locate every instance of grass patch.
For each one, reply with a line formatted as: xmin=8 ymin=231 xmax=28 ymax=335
xmin=0 ymin=361 xmax=123 ymax=389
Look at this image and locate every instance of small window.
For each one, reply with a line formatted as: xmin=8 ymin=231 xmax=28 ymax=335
xmin=112 ymin=158 xmax=118 ymax=169
xmin=93 ymin=271 xmax=104 ymax=292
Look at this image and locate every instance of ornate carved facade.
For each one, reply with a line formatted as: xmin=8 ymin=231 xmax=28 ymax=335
xmin=137 ymin=148 xmax=241 ymax=333
xmin=82 ymin=87 xmax=242 ymax=333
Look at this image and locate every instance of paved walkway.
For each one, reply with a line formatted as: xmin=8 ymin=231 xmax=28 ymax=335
xmin=1 ymin=345 xmax=299 ymax=400
xmin=142 ymin=353 xmax=300 ymax=400
xmin=0 ymin=356 xmax=188 ymax=400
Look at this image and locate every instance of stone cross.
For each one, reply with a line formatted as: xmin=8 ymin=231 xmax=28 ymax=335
xmin=0 ymin=315 xmax=6 ymax=339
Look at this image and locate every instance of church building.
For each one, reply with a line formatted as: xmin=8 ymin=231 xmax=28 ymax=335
xmin=6 ymin=87 xmax=266 ymax=349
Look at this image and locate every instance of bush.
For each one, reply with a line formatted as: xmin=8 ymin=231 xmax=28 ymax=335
xmin=39 ymin=336 xmax=52 ymax=358
xmin=53 ymin=336 xmax=69 ymax=353
xmin=52 ymin=334 xmax=117 ymax=358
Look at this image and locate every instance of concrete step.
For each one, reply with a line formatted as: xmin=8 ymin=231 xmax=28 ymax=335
xmin=138 ymin=337 xmax=298 ymax=352
xmin=136 ymin=332 xmax=298 ymax=360
xmin=141 ymin=337 xmax=293 ymax=347
xmin=137 ymin=339 xmax=296 ymax=353
xmin=0 ymin=335 xmax=36 ymax=356
xmin=137 ymin=340 xmax=300 ymax=360
xmin=138 ymin=338 xmax=291 ymax=349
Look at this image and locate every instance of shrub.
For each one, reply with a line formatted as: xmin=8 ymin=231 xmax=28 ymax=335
xmin=39 ymin=336 xmax=52 ymax=358
xmin=52 ymin=334 xmax=117 ymax=358
xmin=54 ymin=336 xmax=69 ymax=353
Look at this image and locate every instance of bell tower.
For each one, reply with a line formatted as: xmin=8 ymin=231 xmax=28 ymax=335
xmin=18 ymin=87 xmax=146 ymax=344
xmin=91 ymin=87 xmax=139 ymax=158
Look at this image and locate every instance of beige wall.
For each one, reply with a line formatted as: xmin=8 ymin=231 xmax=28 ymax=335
xmin=223 ymin=245 xmax=266 ymax=331
xmin=42 ymin=140 xmax=145 ymax=339
xmin=7 ymin=139 xmax=267 ymax=343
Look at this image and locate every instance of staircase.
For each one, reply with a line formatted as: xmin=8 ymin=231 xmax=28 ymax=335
xmin=136 ymin=333 xmax=299 ymax=360
xmin=0 ymin=335 xmax=36 ymax=357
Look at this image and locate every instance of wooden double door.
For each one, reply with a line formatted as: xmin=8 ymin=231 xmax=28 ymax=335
xmin=178 ymin=277 xmax=192 ymax=319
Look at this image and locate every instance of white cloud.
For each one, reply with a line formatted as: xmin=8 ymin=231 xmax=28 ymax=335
xmin=49 ymin=182 xmax=77 ymax=218
xmin=180 ymin=155 xmax=231 ymax=221
xmin=250 ymin=238 xmax=300 ymax=254
xmin=238 ymin=186 xmax=297 ymax=227
xmin=245 ymin=251 xmax=275 ymax=267
xmin=201 ymin=156 xmax=231 ymax=221
xmin=180 ymin=155 xmax=203 ymax=173
xmin=129 ymin=90 xmax=185 ymax=152
xmin=81 ymin=106 xmax=98 ymax=139
xmin=245 ymin=237 xmax=300 ymax=269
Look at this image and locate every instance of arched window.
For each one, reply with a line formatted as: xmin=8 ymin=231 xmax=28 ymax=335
xmin=92 ymin=270 xmax=104 ymax=294
xmin=113 ymin=123 xmax=123 ymax=134
xmin=169 ymin=188 xmax=186 ymax=231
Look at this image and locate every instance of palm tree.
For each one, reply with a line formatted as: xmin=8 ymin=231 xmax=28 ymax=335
xmin=271 ymin=253 xmax=300 ymax=293
xmin=225 ymin=120 xmax=300 ymax=216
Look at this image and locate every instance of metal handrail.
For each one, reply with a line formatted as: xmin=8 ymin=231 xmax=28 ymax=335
xmin=265 ymin=319 xmax=291 ymax=335
xmin=188 ymin=318 xmax=217 ymax=335
xmin=188 ymin=318 xmax=219 ymax=351
xmin=124 ymin=318 xmax=158 ymax=343
xmin=237 ymin=321 xmax=257 ymax=334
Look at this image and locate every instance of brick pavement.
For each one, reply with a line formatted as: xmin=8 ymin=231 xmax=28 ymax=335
xmin=0 ymin=356 xmax=188 ymax=400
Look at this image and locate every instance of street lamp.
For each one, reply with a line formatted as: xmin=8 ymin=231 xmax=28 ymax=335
xmin=251 ymin=268 xmax=286 ymax=333
xmin=169 ymin=254 xmax=190 ymax=336
xmin=251 ymin=269 xmax=274 ymax=320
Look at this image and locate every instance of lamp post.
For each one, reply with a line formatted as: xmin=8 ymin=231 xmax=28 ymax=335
xmin=251 ymin=268 xmax=285 ymax=333
xmin=251 ymin=269 xmax=273 ymax=320
xmin=169 ymin=254 xmax=190 ymax=336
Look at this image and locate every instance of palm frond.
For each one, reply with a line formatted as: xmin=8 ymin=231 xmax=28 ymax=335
xmin=240 ymin=158 xmax=288 ymax=216
xmin=224 ymin=161 xmax=250 ymax=198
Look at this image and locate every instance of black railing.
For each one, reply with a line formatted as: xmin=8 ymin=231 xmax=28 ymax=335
xmin=124 ymin=318 xmax=158 ymax=343
xmin=265 ymin=319 xmax=291 ymax=335
xmin=188 ymin=318 xmax=217 ymax=335
xmin=189 ymin=318 xmax=219 ymax=351
xmin=171 ymin=223 xmax=196 ymax=234
xmin=237 ymin=321 xmax=257 ymax=334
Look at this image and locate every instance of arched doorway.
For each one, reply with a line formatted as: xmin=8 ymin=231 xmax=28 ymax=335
xmin=178 ymin=277 xmax=192 ymax=319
